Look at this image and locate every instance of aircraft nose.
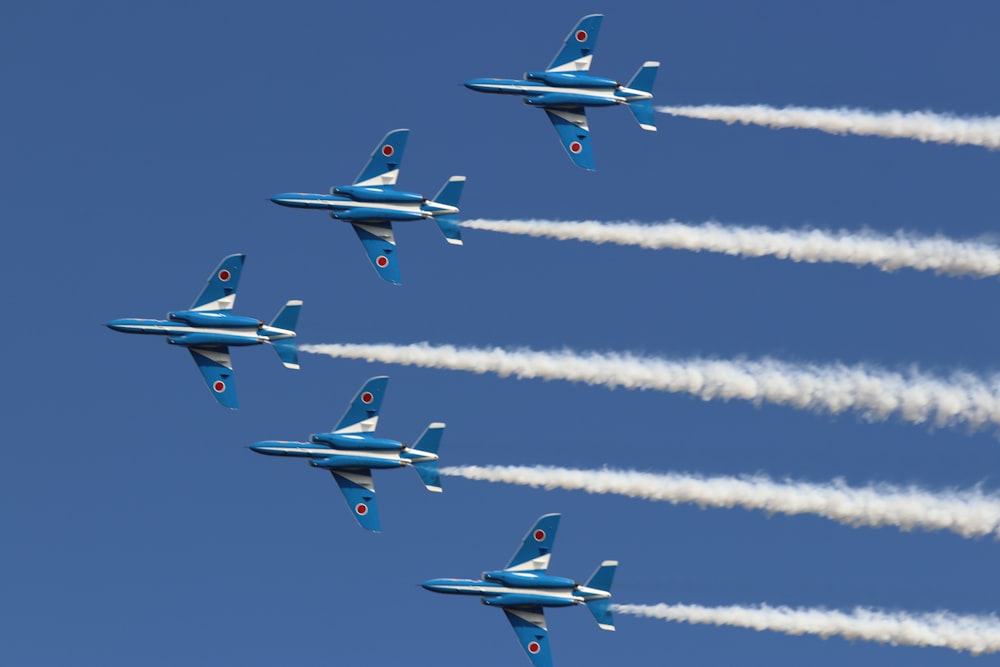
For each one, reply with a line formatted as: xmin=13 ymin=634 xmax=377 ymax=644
xmin=421 ymin=579 xmax=450 ymax=593
xmin=249 ymin=442 xmax=272 ymax=454
xmin=270 ymin=194 xmax=295 ymax=207
xmin=106 ymin=319 xmax=130 ymax=332
xmin=464 ymin=79 xmax=493 ymax=92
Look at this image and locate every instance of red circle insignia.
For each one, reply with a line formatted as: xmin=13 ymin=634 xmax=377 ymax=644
xmin=382 ymin=145 xmax=394 ymax=157
xmin=218 ymin=269 xmax=231 ymax=282
xmin=534 ymin=529 xmax=546 ymax=541
xmin=528 ymin=642 xmax=541 ymax=654
xmin=569 ymin=141 xmax=582 ymax=154
xmin=212 ymin=380 xmax=226 ymax=393
xmin=575 ymin=30 xmax=587 ymax=42
xmin=376 ymin=255 xmax=389 ymax=268
xmin=356 ymin=503 xmax=369 ymax=515
xmin=361 ymin=391 xmax=374 ymax=404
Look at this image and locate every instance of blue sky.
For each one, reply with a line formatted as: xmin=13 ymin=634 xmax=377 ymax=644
xmin=4 ymin=1 xmax=1000 ymax=665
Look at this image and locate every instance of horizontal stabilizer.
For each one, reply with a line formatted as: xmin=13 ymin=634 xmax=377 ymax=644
xmin=405 ymin=422 xmax=445 ymax=492
xmin=269 ymin=300 xmax=302 ymax=369
xmin=434 ymin=215 xmax=462 ymax=245
xmin=584 ymin=560 xmax=618 ymax=630
xmin=627 ymin=99 xmax=656 ymax=131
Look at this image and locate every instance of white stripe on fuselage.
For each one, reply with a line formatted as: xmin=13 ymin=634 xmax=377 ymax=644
xmin=279 ymin=198 xmax=456 ymax=216
xmin=262 ymin=446 xmax=436 ymax=463
xmin=483 ymin=83 xmax=651 ymax=102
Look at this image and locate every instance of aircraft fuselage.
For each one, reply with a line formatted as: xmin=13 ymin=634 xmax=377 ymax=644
xmin=250 ymin=436 xmax=438 ymax=471
xmin=270 ymin=188 xmax=458 ymax=223
xmin=422 ymin=576 xmax=610 ymax=609
xmin=464 ymin=76 xmax=651 ymax=109
xmin=106 ymin=318 xmax=294 ymax=348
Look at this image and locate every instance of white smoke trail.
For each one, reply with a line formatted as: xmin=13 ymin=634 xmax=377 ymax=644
xmin=613 ymin=602 xmax=1000 ymax=655
xmin=657 ymin=104 xmax=1000 ymax=149
xmin=462 ymin=219 xmax=1000 ymax=278
xmin=441 ymin=465 xmax=1000 ymax=539
xmin=300 ymin=343 xmax=1000 ymax=429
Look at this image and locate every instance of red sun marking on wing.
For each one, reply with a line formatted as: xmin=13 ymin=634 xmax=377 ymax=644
xmin=355 ymin=503 xmax=369 ymax=515
xmin=361 ymin=391 xmax=374 ymax=404
xmin=382 ymin=145 xmax=394 ymax=157
xmin=212 ymin=381 xmax=226 ymax=393
xmin=376 ymin=255 xmax=389 ymax=268
xmin=569 ymin=141 xmax=582 ymax=154
xmin=575 ymin=30 xmax=587 ymax=42
xmin=218 ymin=269 xmax=231 ymax=282
xmin=534 ymin=529 xmax=546 ymax=541
xmin=528 ymin=642 xmax=541 ymax=654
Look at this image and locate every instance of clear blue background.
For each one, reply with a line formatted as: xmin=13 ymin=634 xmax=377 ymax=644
xmin=3 ymin=2 xmax=1000 ymax=665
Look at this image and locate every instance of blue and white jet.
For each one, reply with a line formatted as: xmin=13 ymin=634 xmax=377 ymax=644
xmin=106 ymin=254 xmax=301 ymax=409
xmin=270 ymin=129 xmax=465 ymax=285
xmin=465 ymin=14 xmax=658 ymax=170
xmin=423 ymin=513 xmax=617 ymax=667
xmin=249 ymin=376 xmax=444 ymax=532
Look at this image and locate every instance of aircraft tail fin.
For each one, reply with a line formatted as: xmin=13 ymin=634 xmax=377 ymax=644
xmin=269 ymin=300 xmax=302 ymax=369
xmin=431 ymin=176 xmax=465 ymax=246
xmin=584 ymin=560 xmax=618 ymax=631
xmin=404 ymin=422 xmax=445 ymax=492
xmin=626 ymin=62 xmax=659 ymax=131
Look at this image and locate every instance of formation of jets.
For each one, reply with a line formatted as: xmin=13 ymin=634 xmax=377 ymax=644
xmin=107 ymin=13 xmax=648 ymax=667
xmin=250 ymin=376 xmax=444 ymax=532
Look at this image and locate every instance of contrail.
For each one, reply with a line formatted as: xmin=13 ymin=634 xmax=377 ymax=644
xmin=300 ymin=343 xmax=1000 ymax=429
xmin=613 ymin=602 xmax=1000 ymax=655
xmin=657 ymin=104 xmax=1000 ymax=149
xmin=462 ymin=219 xmax=1000 ymax=278
xmin=441 ymin=465 xmax=1000 ymax=539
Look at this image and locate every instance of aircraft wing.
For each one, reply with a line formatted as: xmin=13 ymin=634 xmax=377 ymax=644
xmin=354 ymin=128 xmax=409 ymax=187
xmin=351 ymin=222 xmax=402 ymax=285
xmin=546 ymin=14 xmax=603 ymax=73
xmin=333 ymin=376 xmax=389 ymax=433
xmin=503 ymin=608 xmax=553 ymax=667
xmin=544 ymin=109 xmax=595 ymax=171
xmin=189 ymin=347 xmax=238 ymax=409
xmin=191 ymin=254 xmax=245 ymax=312
xmin=505 ymin=513 xmax=561 ymax=572
xmin=330 ymin=468 xmax=382 ymax=532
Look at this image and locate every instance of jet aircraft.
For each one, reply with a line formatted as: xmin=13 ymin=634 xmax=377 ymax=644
xmin=107 ymin=254 xmax=301 ymax=409
xmin=249 ymin=376 xmax=444 ymax=532
xmin=423 ymin=513 xmax=617 ymax=667
xmin=465 ymin=14 xmax=658 ymax=170
xmin=270 ymin=129 xmax=465 ymax=284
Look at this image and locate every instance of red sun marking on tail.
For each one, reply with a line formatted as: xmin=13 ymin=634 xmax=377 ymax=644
xmin=527 ymin=642 xmax=541 ymax=654
xmin=376 ymin=255 xmax=389 ymax=268
xmin=382 ymin=145 xmax=394 ymax=157
xmin=575 ymin=30 xmax=587 ymax=42
xmin=218 ymin=269 xmax=231 ymax=282
xmin=534 ymin=529 xmax=546 ymax=541
xmin=355 ymin=503 xmax=369 ymax=515
xmin=212 ymin=380 xmax=226 ymax=393
xmin=569 ymin=141 xmax=582 ymax=154
xmin=361 ymin=391 xmax=374 ymax=404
